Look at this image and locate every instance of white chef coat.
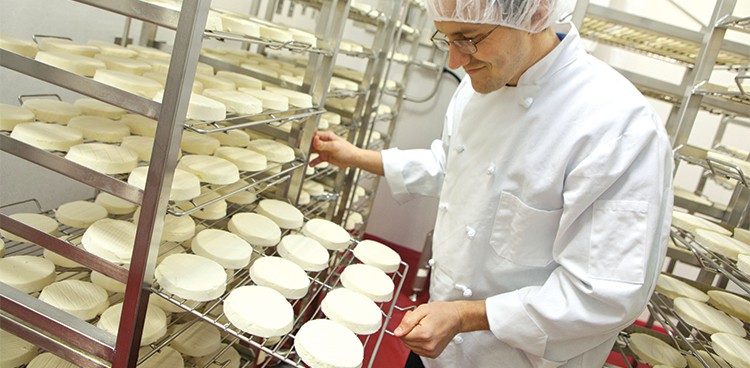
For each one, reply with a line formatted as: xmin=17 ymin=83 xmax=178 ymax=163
xmin=381 ymin=23 xmax=673 ymax=368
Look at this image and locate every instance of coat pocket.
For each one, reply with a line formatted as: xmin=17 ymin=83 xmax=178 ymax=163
xmin=588 ymin=200 xmax=648 ymax=284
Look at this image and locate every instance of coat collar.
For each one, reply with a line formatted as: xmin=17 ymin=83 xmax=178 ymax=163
xmin=517 ymin=22 xmax=580 ymax=87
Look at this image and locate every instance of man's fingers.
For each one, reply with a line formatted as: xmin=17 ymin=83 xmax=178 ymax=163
xmin=394 ymin=309 xmax=426 ymax=337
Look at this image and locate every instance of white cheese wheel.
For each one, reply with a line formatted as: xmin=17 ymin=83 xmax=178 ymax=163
xmin=177 ymin=154 xmax=239 ymax=185
xmin=711 ymin=333 xmax=750 ymax=368
xmin=156 ymin=241 xmax=185 ymax=264
xmin=686 ymin=350 xmax=731 ymax=368
xmin=735 ymin=228 xmax=750 ymax=244
xmin=287 ymin=28 xmax=317 ymax=46
xmin=196 ymin=62 xmax=215 ymax=76
xmin=94 ymin=69 xmax=164 ymax=98
xmin=249 ymin=256 xmax=310 ymax=299
xmin=302 ymin=218 xmax=350 ymax=251
xmin=208 ymin=129 xmax=250 ymax=147
xmin=127 ymin=166 xmax=201 ymax=202
xmin=310 ymin=153 xmax=329 ymax=169
xmin=90 ymin=270 xmax=126 ymax=293
xmin=322 ymin=111 xmax=341 ymax=126
xmin=38 ymin=280 xmax=109 ymax=320
xmin=739 ymin=254 xmax=750 ymax=274
xmin=191 ymin=229 xmax=253 ymax=269
xmin=220 ymin=14 xmax=261 ymax=37
xmin=628 ymin=333 xmax=687 ymax=368
xmin=0 ymin=329 xmax=37 ymax=367
xmin=212 ymin=180 xmax=257 ymax=205
xmin=132 ymin=207 xmax=196 ymax=242
xmin=216 ymin=70 xmax=263 ymax=89
xmin=223 ymin=285 xmax=294 ymax=337
xmin=180 ymin=131 xmax=221 ymax=155
xmin=147 ymin=293 xmax=200 ymax=314
xmin=258 ymin=25 xmax=294 ymax=43
xmin=67 ymin=115 xmax=130 ymax=143
xmin=672 ymin=211 xmax=731 ymax=236
xmin=155 ymin=253 xmax=226 ymax=301
xmin=82 ymin=219 xmax=136 ymax=264
xmin=142 ymin=71 xmax=205 ymax=93
xmin=98 ymin=302 xmax=167 ymax=346
xmin=0 ymin=103 xmax=35 ymax=131
xmin=294 ymin=319 xmax=364 ymax=368
xmin=87 ymin=40 xmax=138 ymax=58
xmin=65 ymin=143 xmax=138 ymax=174
xmin=120 ymin=135 xmax=154 ymax=162
xmin=119 ymin=114 xmax=158 ymax=137
xmin=0 ymin=255 xmax=56 ymax=294
xmin=0 ymin=33 xmax=37 ymax=58
xmin=246 ymin=139 xmax=295 ymax=163
xmin=256 ymin=199 xmax=304 ymax=229
xmin=353 ymin=239 xmax=401 ymax=273
xmin=297 ymin=190 xmax=311 ymax=206
xmin=213 ymin=147 xmax=267 ymax=172
xmin=55 ymin=200 xmax=108 ymax=228
xmin=707 ymin=290 xmax=750 ymax=323
xmin=94 ymin=53 xmax=152 ymax=75
xmin=203 ymin=89 xmax=262 ymax=115
xmin=302 ymin=180 xmax=326 ymax=196
xmin=154 ymin=90 xmax=226 ymax=122
xmin=340 ymin=264 xmax=394 ymax=302
xmin=0 ymin=213 xmax=59 ymax=243
xmin=35 ymin=50 xmax=106 ymax=77
xmin=21 ymin=99 xmax=81 ymax=124
xmin=74 ymin=98 xmax=127 ymax=119
xmin=227 ymin=212 xmax=281 ymax=247
xmin=27 ymin=352 xmax=77 ymax=368
xmin=195 ymin=343 xmax=241 ymax=368
xmin=95 ymin=192 xmax=137 ymax=215
xmin=177 ymin=189 xmax=227 ymax=220
xmin=43 ymin=242 xmax=84 ymax=268
xmin=127 ymin=44 xmax=171 ymax=60
xmin=345 ymin=212 xmax=364 ymax=231
xmin=264 ymin=86 xmax=313 ymax=108
xmin=322 ymin=287 xmax=382 ymax=335
xmin=696 ymin=229 xmax=750 ymax=260
xmin=10 ymin=122 xmax=83 ymax=151
xmin=194 ymin=74 xmax=235 ymax=91
xmin=674 ymin=297 xmax=745 ymax=336
xmin=280 ymin=74 xmax=304 ymax=86
xmin=238 ymin=88 xmax=289 ymax=111
xmin=169 ymin=321 xmax=221 ymax=357
xmin=655 ymin=273 xmax=709 ymax=302
xmin=707 ymin=151 xmax=750 ymax=177
xmin=37 ymin=38 xmax=98 ymax=57
xmin=136 ymin=57 xmax=171 ymax=74
xmin=137 ymin=346 xmax=184 ymax=368
xmin=277 ymin=234 xmax=329 ymax=272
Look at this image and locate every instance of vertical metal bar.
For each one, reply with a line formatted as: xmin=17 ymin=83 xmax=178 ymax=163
xmin=569 ymin=0 xmax=590 ymax=29
xmin=120 ymin=17 xmax=132 ymax=46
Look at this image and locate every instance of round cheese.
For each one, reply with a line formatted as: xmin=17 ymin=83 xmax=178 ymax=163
xmin=735 ymin=228 xmax=750 ymax=244
xmin=65 ymin=143 xmax=138 ymax=174
xmin=21 ymin=99 xmax=81 ymax=124
xmin=340 ymin=264 xmax=394 ymax=302
xmin=0 ymin=329 xmax=37 ymax=367
xmin=345 ymin=212 xmax=364 ymax=231
xmin=322 ymin=288 xmax=382 ymax=335
xmin=686 ymin=350 xmax=731 ymax=368
xmin=277 ymin=234 xmax=329 ymax=272
xmin=203 ymin=89 xmax=262 ymax=115
xmin=696 ymin=229 xmax=750 ymax=260
xmin=0 ymin=33 xmax=37 ymax=58
xmin=132 ymin=207 xmax=196 ymax=242
xmin=120 ymin=135 xmax=154 ymax=162
xmin=258 ymin=25 xmax=293 ymax=43
xmin=74 ymin=98 xmax=127 ymax=119
xmin=287 ymin=28 xmax=317 ymax=46
xmin=137 ymin=346 xmax=184 ymax=368
xmin=43 ymin=236 xmax=83 ymax=268
xmin=177 ymin=189 xmax=227 ymax=220
xmin=223 ymin=285 xmax=294 ymax=337
xmin=707 ymin=290 xmax=750 ymax=324
xmin=38 ymin=280 xmax=109 ymax=320
xmin=302 ymin=180 xmax=325 ymax=196
xmin=55 ymin=200 xmax=108 ymax=228
xmin=127 ymin=166 xmax=201 ymax=202
xmin=220 ymin=14 xmax=261 ymax=37
xmin=94 ymin=69 xmax=164 ymax=98
xmin=155 ymin=253 xmax=226 ymax=301
xmin=169 ymin=321 xmax=221 ymax=357
xmin=98 ymin=303 xmax=168 ymax=346
xmin=94 ymin=54 xmax=152 ymax=75
xmin=297 ymin=190 xmax=311 ymax=206
xmin=302 ymin=218 xmax=350 ymax=251
xmin=246 ymin=139 xmax=295 ymax=163
xmin=27 ymin=352 xmax=78 ymax=368
xmin=194 ymin=343 xmax=241 ymax=368
xmin=180 ymin=131 xmax=221 ymax=155
xmin=82 ymin=218 xmax=136 ymax=264
xmin=264 ymin=86 xmax=313 ymax=108
xmin=238 ymin=88 xmax=289 ymax=111
xmin=212 ymin=180 xmax=257 ymax=205
xmin=0 ymin=103 xmax=35 ymax=131
xmin=208 ymin=129 xmax=251 ymax=147
xmin=353 ymin=239 xmax=401 ymax=273
xmin=249 ymin=256 xmax=310 ymax=299
xmin=10 ymin=122 xmax=83 ymax=151
xmin=672 ymin=211 xmax=731 ymax=236
xmin=707 ymin=151 xmax=750 ymax=178
xmin=35 ymin=50 xmax=106 ymax=77
xmin=739 ymin=254 xmax=750 ymax=274
xmin=294 ymin=319 xmax=364 ymax=368
xmin=216 ymin=70 xmax=263 ymax=89
xmin=95 ymin=192 xmax=137 ymax=215
xmin=711 ymin=333 xmax=750 ymax=368
xmin=148 ymin=293 xmax=200 ymax=314
xmin=655 ymin=273 xmax=709 ymax=302
xmin=37 ymin=38 xmax=98 ymax=57
xmin=673 ymin=297 xmax=745 ymax=337
xmin=256 ymin=199 xmax=304 ymax=229
xmin=67 ymin=115 xmax=130 ymax=143
xmin=90 ymin=270 xmax=126 ymax=293
xmin=191 ymin=229 xmax=253 ymax=269
xmin=136 ymin=57 xmax=171 ymax=74
xmin=119 ymin=114 xmax=157 ymax=137
xmin=0 ymin=255 xmax=56 ymax=294
xmin=155 ymin=90 xmax=227 ymax=121
xmin=214 ymin=146 xmax=267 ymax=172
xmin=87 ymin=40 xmax=138 ymax=58
xmin=177 ymin=154 xmax=239 ymax=185
xmin=0 ymin=213 xmax=59 ymax=243
xmin=227 ymin=212 xmax=281 ymax=247
xmin=628 ymin=333 xmax=687 ymax=368
xmin=126 ymin=45 xmax=171 ymax=60
xmin=194 ymin=74 xmax=235 ymax=91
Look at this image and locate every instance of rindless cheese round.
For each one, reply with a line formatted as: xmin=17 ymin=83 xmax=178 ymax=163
xmin=10 ymin=122 xmax=84 ymax=152
xmin=208 ymin=129 xmax=251 ymax=147
xmin=132 ymin=207 xmax=196 ymax=242
xmin=127 ymin=44 xmax=171 ymax=60
xmin=21 ymin=99 xmax=81 ymax=124
xmin=654 ymin=273 xmax=709 ymax=302
xmin=37 ymin=38 xmax=98 ymax=57
xmin=249 ymin=256 xmax=310 ymax=299
xmin=94 ymin=54 xmax=152 ymax=75
xmin=148 ymin=293 xmax=201 ymax=314
xmin=27 ymin=352 xmax=78 ymax=368
xmin=302 ymin=218 xmax=350 ymax=251
xmin=628 ymin=333 xmax=687 ymax=368
xmin=256 ymin=199 xmax=304 ymax=229
xmin=216 ymin=70 xmax=263 ymax=89
xmin=711 ymin=332 xmax=750 ymax=368
xmin=155 ymin=253 xmax=227 ymax=301
xmin=181 ymin=131 xmax=221 ymax=155
xmin=686 ymin=350 xmax=731 ymax=368
xmin=82 ymin=219 xmax=137 ymax=264
xmin=353 ymin=239 xmax=401 ymax=273
xmin=120 ymin=114 xmax=157 ymax=137
xmin=294 ymin=319 xmax=364 ymax=368
xmin=67 ymin=115 xmax=130 ymax=143
xmin=214 ymin=146 xmax=267 ymax=172
xmin=213 ymin=180 xmax=257 ymax=205
xmin=87 ymin=40 xmax=138 ymax=58
xmin=302 ymin=180 xmax=326 ymax=196
xmin=55 ymin=200 xmax=108 ymax=228
xmin=154 ymin=90 xmax=226 ymax=122
xmin=194 ymin=74 xmax=234 ymax=90
xmin=195 ymin=343 xmax=241 ymax=368
xmin=223 ymin=285 xmax=294 ymax=337
xmin=177 ymin=189 xmax=227 ymax=220
xmin=220 ymin=14 xmax=262 ymax=37
xmin=169 ymin=321 xmax=221 ymax=357
xmin=345 ymin=212 xmax=364 ymax=231
xmin=98 ymin=303 xmax=168 ymax=346
xmin=90 ymin=270 xmax=126 ymax=293
xmin=0 ymin=33 xmax=38 ymax=58
xmin=191 ymin=229 xmax=253 ymax=269
xmin=673 ymin=297 xmax=745 ymax=337
xmin=1 ymin=329 xmax=37 ymax=368
xmin=322 ymin=288 xmax=382 ymax=335
xmin=340 ymin=264 xmax=394 ymax=302
xmin=246 ymin=139 xmax=295 ymax=163
xmin=696 ymin=229 xmax=750 ymax=260
xmin=277 ymin=234 xmax=329 ymax=272
xmin=203 ymin=89 xmax=262 ymax=115
xmin=238 ymin=88 xmax=289 ymax=111
xmin=94 ymin=69 xmax=164 ymax=98
xmin=264 ymin=86 xmax=313 ymax=108
xmin=707 ymin=290 xmax=750 ymax=323
xmin=735 ymin=228 xmax=750 ymax=244
xmin=74 ymin=98 xmax=127 ymax=119
xmin=38 ymin=280 xmax=109 ymax=321
xmin=127 ymin=166 xmax=201 ymax=201
xmin=0 ymin=103 xmax=34 ymax=131
xmin=739 ymin=254 xmax=750 ymax=274
xmin=65 ymin=143 xmax=138 ymax=174
xmin=95 ymin=192 xmax=137 ymax=215
xmin=0 ymin=256 xmax=56 ymax=294
xmin=42 ymin=236 xmax=83 ymax=268
xmin=672 ymin=211 xmax=732 ymax=236
xmin=35 ymin=50 xmax=106 ymax=77
xmin=178 ymin=154 xmax=239 ymax=185
xmin=120 ymin=135 xmax=155 ymax=162
xmin=228 ymin=212 xmax=281 ymax=247
xmin=137 ymin=346 xmax=184 ymax=368
xmin=0 ymin=212 xmax=59 ymax=243
xmin=257 ymin=24 xmax=294 ymax=43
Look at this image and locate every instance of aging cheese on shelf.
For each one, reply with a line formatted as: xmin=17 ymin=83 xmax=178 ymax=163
xmin=208 ymin=129 xmax=251 ymax=147
xmin=345 ymin=212 xmax=364 ymax=231
xmin=0 ymin=213 xmax=59 ymax=243
xmin=219 ymin=14 xmax=262 ymax=37
xmin=655 ymin=273 xmax=709 ymax=302
xmin=246 ymin=138 xmax=295 ymax=164
xmin=154 ymin=90 xmax=226 ymax=122
xmin=628 ymin=333 xmax=687 ymax=368
xmin=249 ymin=256 xmax=310 ymax=299
xmin=177 ymin=189 xmax=227 ymax=220
xmin=673 ymin=297 xmax=745 ymax=337
xmin=137 ymin=346 xmax=185 ymax=368
xmin=147 ymin=293 xmax=201 ymax=314
xmin=119 ymin=113 xmax=158 ymax=137
xmin=739 ymin=254 xmax=750 ymax=274
xmin=212 ymin=179 xmax=257 ymax=205
xmin=95 ymin=192 xmax=137 ymax=215
xmin=685 ymin=350 xmax=731 ymax=368
xmin=238 ymin=88 xmax=289 ymax=111
xmin=0 ymin=33 xmax=38 ymax=58
xmin=94 ymin=69 xmax=164 ymax=98
xmin=27 ymin=352 xmax=78 ymax=368
xmin=264 ymin=86 xmax=313 ymax=108
xmin=353 ymin=239 xmax=401 ymax=273
xmin=132 ymin=207 xmax=196 ymax=242
xmin=696 ymin=229 xmax=750 ymax=260
xmin=90 ymin=270 xmax=126 ymax=293
xmin=707 ymin=290 xmax=750 ymax=323
xmin=302 ymin=218 xmax=350 ymax=251
xmin=302 ymin=180 xmax=326 ymax=196
xmin=55 ymin=200 xmax=108 ymax=228
xmin=255 ymin=199 xmax=304 ymax=229
xmin=216 ymin=70 xmax=263 ymax=89
xmin=65 ymin=143 xmax=139 ymax=174
xmin=711 ymin=333 xmax=750 ymax=368
xmin=0 ymin=255 xmax=56 ymax=294
xmin=277 ymin=234 xmax=329 ymax=272
xmin=294 ymin=319 xmax=364 ymax=368
xmin=127 ymin=166 xmax=201 ymax=202
xmin=87 ymin=40 xmax=138 ymax=58
xmin=120 ymin=135 xmax=155 ymax=162
xmin=213 ymin=147 xmax=267 ymax=172
xmin=194 ymin=74 xmax=235 ymax=91
xmin=81 ymin=218 xmax=137 ymax=264
xmin=169 ymin=321 xmax=221 ymax=357
xmin=73 ymin=98 xmax=127 ymax=119
xmin=155 ymin=253 xmax=227 ymax=301
xmin=10 ymin=122 xmax=84 ymax=151
xmin=191 ymin=229 xmax=253 ymax=269
xmin=37 ymin=38 xmax=98 ymax=57
xmin=94 ymin=53 xmax=152 ymax=75
xmin=21 ymin=99 xmax=81 ymax=124
xmin=181 ymin=131 xmax=221 ymax=155
xmin=142 ymin=71 xmax=205 ymax=93
xmin=127 ymin=44 xmax=171 ymax=60
xmin=227 ymin=212 xmax=281 ymax=247
xmin=67 ymin=115 xmax=131 ymax=143
xmin=671 ymin=211 xmax=732 ymax=236
xmin=98 ymin=303 xmax=168 ymax=346
xmin=0 ymin=103 xmax=35 ymax=131
xmin=177 ymin=154 xmax=239 ymax=185
xmin=194 ymin=343 xmax=241 ymax=368
xmin=35 ymin=50 xmax=106 ymax=77
xmin=202 ymin=89 xmax=263 ymax=115
xmin=322 ymin=288 xmax=382 ymax=335
xmin=0 ymin=329 xmax=37 ymax=368
xmin=38 ymin=280 xmax=109 ymax=321
xmin=340 ymin=263 xmax=394 ymax=303
xmin=223 ymin=285 xmax=294 ymax=337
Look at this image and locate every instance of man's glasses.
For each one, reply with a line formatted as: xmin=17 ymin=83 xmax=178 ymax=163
xmin=431 ymin=25 xmax=500 ymax=55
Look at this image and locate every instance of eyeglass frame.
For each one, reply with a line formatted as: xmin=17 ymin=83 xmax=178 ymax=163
xmin=431 ymin=25 xmax=500 ymax=54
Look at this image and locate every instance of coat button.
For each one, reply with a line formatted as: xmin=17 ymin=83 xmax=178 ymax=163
xmin=455 ymin=145 xmax=465 ymax=153
xmin=520 ymin=97 xmax=533 ymax=108
xmin=465 ymin=226 xmax=476 ymax=239
xmin=439 ymin=203 xmax=449 ymax=211
xmin=454 ymin=284 xmax=473 ymax=297
xmin=428 ymin=258 xmax=435 ymax=267
xmin=486 ymin=163 xmax=496 ymax=175
xmin=452 ymin=335 xmax=464 ymax=344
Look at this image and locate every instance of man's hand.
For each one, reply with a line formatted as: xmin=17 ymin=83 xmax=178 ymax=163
xmin=394 ymin=300 xmax=488 ymax=358
xmin=310 ymin=131 xmax=384 ymax=176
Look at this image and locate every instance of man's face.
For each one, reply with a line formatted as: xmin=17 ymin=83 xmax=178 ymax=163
xmin=435 ymin=21 xmax=533 ymax=94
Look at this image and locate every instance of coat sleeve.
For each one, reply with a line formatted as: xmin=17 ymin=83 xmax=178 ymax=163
xmin=381 ymin=139 xmax=447 ymax=203
xmin=485 ymin=118 xmax=674 ymax=365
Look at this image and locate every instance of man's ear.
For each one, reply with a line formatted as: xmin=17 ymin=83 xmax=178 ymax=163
xmin=529 ymin=0 xmax=551 ymax=32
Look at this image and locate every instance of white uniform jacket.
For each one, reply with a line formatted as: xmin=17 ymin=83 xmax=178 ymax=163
xmin=381 ymin=23 xmax=673 ymax=368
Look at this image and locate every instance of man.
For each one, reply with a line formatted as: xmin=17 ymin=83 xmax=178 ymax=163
xmin=311 ymin=0 xmax=673 ymax=367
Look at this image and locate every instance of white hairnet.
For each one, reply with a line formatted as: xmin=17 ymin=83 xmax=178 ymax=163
xmin=426 ymin=0 xmax=575 ymax=33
